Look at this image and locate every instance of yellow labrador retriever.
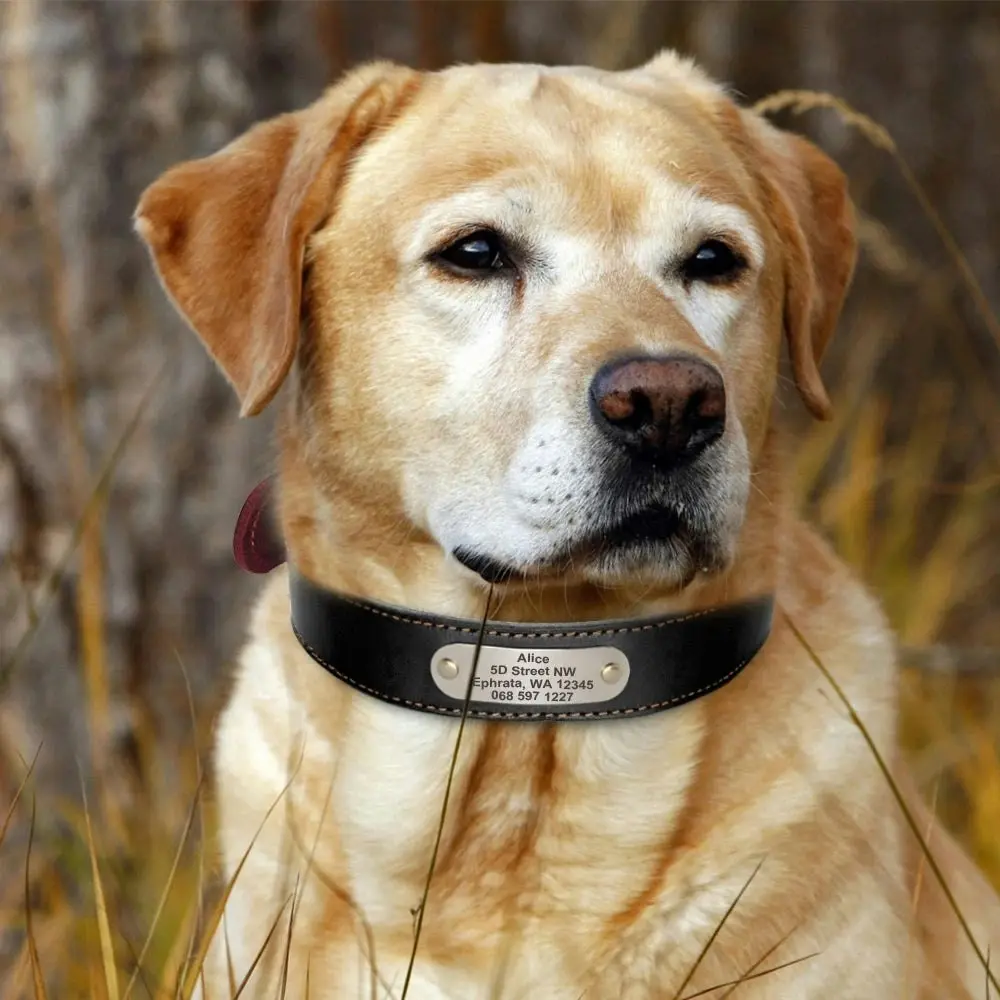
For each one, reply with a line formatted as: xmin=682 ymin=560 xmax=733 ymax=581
xmin=136 ymin=51 xmax=999 ymax=999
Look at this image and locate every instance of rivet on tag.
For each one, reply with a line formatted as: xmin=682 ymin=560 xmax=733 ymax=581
xmin=437 ymin=658 xmax=460 ymax=680
xmin=601 ymin=663 xmax=622 ymax=684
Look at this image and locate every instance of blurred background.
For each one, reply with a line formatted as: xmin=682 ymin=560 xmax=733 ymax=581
xmin=0 ymin=1 xmax=998 ymax=995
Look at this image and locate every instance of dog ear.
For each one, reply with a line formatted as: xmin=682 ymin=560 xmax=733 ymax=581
xmin=134 ymin=62 xmax=421 ymax=417
xmin=736 ymin=111 xmax=857 ymax=420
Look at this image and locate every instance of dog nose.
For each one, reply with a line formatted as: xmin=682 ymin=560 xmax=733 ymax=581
xmin=589 ymin=354 xmax=726 ymax=462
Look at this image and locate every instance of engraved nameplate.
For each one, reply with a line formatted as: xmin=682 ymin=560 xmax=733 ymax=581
xmin=430 ymin=643 xmax=630 ymax=708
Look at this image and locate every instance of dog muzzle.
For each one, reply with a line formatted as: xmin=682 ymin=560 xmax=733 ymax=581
xmin=233 ymin=479 xmax=774 ymax=722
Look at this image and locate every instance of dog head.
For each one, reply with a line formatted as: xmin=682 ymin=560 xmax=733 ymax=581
xmin=135 ymin=53 xmax=855 ymax=593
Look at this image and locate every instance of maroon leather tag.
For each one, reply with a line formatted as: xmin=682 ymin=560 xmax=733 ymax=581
xmin=233 ymin=477 xmax=286 ymax=574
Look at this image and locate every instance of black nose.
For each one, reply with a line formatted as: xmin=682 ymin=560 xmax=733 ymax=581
xmin=589 ymin=354 xmax=727 ymax=463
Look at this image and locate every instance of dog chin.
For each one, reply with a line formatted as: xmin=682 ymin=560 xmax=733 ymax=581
xmin=576 ymin=534 xmax=732 ymax=589
xmin=452 ymin=529 xmax=733 ymax=591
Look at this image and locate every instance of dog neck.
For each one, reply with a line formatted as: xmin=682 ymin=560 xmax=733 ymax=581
xmin=275 ymin=414 xmax=787 ymax=625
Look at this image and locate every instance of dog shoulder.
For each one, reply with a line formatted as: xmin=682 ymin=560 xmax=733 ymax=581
xmin=780 ymin=515 xmax=894 ymax=663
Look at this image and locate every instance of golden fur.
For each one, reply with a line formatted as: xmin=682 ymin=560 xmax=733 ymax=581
xmin=136 ymin=52 xmax=1000 ymax=999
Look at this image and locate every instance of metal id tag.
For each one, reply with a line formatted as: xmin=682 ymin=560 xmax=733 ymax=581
xmin=430 ymin=643 xmax=630 ymax=708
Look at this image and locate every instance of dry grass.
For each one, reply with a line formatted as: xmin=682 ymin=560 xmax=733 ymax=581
xmin=0 ymin=83 xmax=997 ymax=1000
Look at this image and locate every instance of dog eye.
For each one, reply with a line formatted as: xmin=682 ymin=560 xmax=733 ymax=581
xmin=681 ymin=239 xmax=746 ymax=284
xmin=435 ymin=230 xmax=510 ymax=274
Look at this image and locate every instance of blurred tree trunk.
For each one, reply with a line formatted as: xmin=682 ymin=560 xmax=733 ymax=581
xmin=0 ymin=0 xmax=997 ymax=814
xmin=0 ymin=0 xmax=331 ymax=805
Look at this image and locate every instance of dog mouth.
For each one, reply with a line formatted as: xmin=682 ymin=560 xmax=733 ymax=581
xmin=451 ymin=549 xmax=526 ymax=584
xmin=591 ymin=505 xmax=682 ymax=549
xmin=452 ymin=503 xmax=685 ymax=584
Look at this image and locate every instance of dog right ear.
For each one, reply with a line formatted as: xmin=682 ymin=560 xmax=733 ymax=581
xmin=134 ymin=62 xmax=421 ymax=417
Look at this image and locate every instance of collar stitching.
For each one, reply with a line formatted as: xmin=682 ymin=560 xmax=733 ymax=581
xmin=332 ymin=592 xmax=719 ymax=638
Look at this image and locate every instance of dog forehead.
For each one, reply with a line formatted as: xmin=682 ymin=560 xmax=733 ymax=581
xmin=420 ymin=61 xmax=736 ymax=165
xmin=338 ymin=61 xmax=759 ymax=235
xmin=433 ymin=56 xmax=725 ymax=111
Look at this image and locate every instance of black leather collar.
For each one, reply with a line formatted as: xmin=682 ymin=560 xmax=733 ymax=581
xmin=234 ymin=479 xmax=774 ymax=721
xmin=289 ymin=568 xmax=774 ymax=722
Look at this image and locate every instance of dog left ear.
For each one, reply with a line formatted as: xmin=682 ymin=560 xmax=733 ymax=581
xmin=733 ymin=111 xmax=857 ymax=420
xmin=134 ymin=62 xmax=421 ymax=417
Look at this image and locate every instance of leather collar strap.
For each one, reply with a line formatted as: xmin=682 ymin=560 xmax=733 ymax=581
xmin=289 ymin=569 xmax=774 ymax=722
xmin=235 ymin=479 xmax=774 ymax=721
